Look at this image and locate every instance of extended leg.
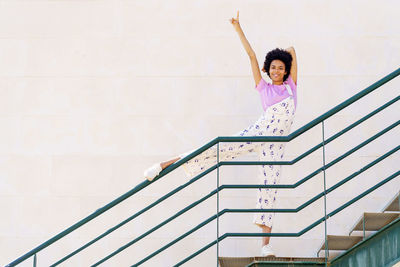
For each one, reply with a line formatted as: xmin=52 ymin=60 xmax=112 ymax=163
xmin=160 ymin=157 xmax=181 ymax=169
xmin=182 ymin=118 xmax=268 ymax=178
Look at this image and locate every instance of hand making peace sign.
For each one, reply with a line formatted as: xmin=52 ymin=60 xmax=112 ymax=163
xmin=230 ymin=11 xmax=240 ymax=30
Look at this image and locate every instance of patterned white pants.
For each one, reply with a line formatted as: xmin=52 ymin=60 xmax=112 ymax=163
xmin=182 ymin=97 xmax=296 ymax=227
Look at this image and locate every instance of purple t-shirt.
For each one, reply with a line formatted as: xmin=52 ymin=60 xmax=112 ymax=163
xmin=255 ymin=75 xmax=297 ymax=111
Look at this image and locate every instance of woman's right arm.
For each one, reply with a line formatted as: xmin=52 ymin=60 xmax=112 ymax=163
xmin=230 ymin=11 xmax=262 ymax=86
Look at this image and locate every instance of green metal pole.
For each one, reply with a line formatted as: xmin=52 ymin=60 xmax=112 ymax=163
xmin=363 ymin=216 xmax=365 ymax=240
xmin=217 ymin=143 xmax=220 ymax=266
xmin=322 ymin=121 xmax=329 ymax=265
xmin=33 ymin=254 xmax=36 ymax=267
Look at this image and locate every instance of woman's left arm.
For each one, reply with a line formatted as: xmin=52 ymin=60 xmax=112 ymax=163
xmin=286 ymin=46 xmax=297 ymax=85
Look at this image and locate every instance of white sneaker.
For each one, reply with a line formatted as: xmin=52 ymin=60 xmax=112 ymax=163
xmin=261 ymin=244 xmax=275 ymax=257
xmin=144 ymin=163 xmax=162 ymax=181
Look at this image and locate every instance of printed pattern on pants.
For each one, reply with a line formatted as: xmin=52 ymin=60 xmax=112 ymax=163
xmin=181 ymin=96 xmax=296 ymax=228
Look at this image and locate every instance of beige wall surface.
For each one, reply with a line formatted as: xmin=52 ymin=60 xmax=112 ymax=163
xmin=1 ymin=0 xmax=399 ymax=266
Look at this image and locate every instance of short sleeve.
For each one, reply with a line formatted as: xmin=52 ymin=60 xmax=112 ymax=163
xmin=285 ymin=75 xmax=298 ymax=110
xmin=285 ymin=75 xmax=297 ymax=91
xmin=255 ymin=78 xmax=267 ymax=92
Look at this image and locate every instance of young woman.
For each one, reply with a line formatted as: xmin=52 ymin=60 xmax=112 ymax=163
xmin=144 ymin=11 xmax=298 ymax=257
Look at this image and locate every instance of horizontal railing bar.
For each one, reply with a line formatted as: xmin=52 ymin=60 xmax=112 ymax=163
xmin=224 ymin=208 xmax=297 ymax=213
xmin=174 ymin=170 xmax=400 ymax=266
xmin=7 ymin=69 xmax=399 ymax=267
xmin=217 ymin=136 xmax=291 ymax=142
xmin=220 ymin=160 xmax=292 ymax=165
xmin=220 ymin=184 xmax=295 ymax=189
xmin=223 ymin=232 xmax=299 ymax=237
xmin=93 ymin=126 xmax=399 ymax=266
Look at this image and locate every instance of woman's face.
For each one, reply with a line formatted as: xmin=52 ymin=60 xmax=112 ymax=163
xmin=269 ymin=59 xmax=287 ymax=85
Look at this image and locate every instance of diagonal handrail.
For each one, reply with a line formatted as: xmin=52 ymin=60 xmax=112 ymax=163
xmin=6 ymin=67 xmax=399 ymax=267
xmin=50 ymin=95 xmax=400 ymax=266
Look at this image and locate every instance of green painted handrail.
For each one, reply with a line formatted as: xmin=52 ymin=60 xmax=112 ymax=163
xmin=50 ymin=95 xmax=400 ymax=266
xmin=6 ymin=67 xmax=399 ymax=267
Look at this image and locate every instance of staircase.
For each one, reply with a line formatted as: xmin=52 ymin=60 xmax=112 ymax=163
xmin=318 ymin=192 xmax=399 ymax=257
xmin=219 ymin=192 xmax=400 ymax=267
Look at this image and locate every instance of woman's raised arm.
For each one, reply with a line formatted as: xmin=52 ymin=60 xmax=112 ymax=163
xmin=285 ymin=46 xmax=297 ymax=85
xmin=230 ymin=11 xmax=262 ymax=86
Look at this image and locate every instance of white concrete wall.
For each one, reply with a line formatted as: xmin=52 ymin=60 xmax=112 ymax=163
xmin=1 ymin=0 xmax=399 ymax=266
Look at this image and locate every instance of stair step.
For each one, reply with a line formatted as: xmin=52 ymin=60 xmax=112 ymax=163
xmin=349 ymin=212 xmax=399 ymax=234
xmin=218 ymin=257 xmax=325 ymax=267
xmin=383 ymin=191 xmax=400 ymax=212
xmin=319 ymin=235 xmax=362 ymax=251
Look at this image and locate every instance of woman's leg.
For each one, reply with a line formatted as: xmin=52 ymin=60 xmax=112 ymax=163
xmin=261 ymin=225 xmax=272 ymax=246
xmin=160 ymin=157 xmax=181 ymax=169
xmin=146 ymin=142 xmax=254 ymax=181
xmin=254 ymin=142 xmax=286 ymax=249
xmin=254 ymin=164 xmax=280 ymax=241
xmin=182 ymin=116 xmax=267 ymax=178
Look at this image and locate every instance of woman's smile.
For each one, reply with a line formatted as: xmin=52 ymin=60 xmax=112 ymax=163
xmin=269 ymin=59 xmax=287 ymax=84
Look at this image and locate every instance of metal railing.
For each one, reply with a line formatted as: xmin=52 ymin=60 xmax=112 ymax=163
xmin=6 ymin=67 xmax=400 ymax=267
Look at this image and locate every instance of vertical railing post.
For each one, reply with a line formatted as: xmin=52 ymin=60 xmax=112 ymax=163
xmin=33 ymin=254 xmax=37 ymax=267
xmin=322 ymin=121 xmax=329 ymax=266
xmin=216 ymin=143 xmax=220 ymax=266
xmin=363 ymin=217 xmax=366 ymax=240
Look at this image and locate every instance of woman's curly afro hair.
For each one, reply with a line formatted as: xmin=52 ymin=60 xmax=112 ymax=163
xmin=263 ymin=48 xmax=293 ymax=82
